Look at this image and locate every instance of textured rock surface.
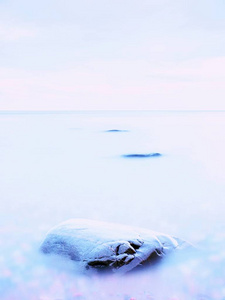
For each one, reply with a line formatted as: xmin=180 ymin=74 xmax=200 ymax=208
xmin=40 ymin=219 xmax=188 ymax=274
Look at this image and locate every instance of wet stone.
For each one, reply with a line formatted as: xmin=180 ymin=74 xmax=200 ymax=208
xmin=122 ymin=153 xmax=162 ymax=158
xmin=40 ymin=219 xmax=189 ymax=274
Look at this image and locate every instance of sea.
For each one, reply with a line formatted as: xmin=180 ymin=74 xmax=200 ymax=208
xmin=0 ymin=110 xmax=225 ymax=299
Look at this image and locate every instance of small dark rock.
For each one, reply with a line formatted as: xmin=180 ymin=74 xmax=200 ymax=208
xmin=105 ymin=129 xmax=128 ymax=132
xmin=122 ymin=153 xmax=162 ymax=158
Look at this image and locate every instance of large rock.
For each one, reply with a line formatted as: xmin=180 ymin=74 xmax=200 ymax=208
xmin=40 ymin=219 xmax=188 ymax=274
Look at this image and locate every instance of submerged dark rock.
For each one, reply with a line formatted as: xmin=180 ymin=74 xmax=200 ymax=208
xmin=40 ymin=219 xmax=189 ymax=274
xmin=105 ymin=129 xmax=128 ymax=133
xmin=122 ymin=153 xmax=162 ymax=158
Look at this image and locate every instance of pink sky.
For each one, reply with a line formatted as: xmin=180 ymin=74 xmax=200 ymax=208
xmin=0 ymin=0 xmax=225 ymax=110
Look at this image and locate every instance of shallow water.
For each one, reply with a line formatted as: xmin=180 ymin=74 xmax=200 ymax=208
xmin=0 ymin=111 xmax=225 ymax=299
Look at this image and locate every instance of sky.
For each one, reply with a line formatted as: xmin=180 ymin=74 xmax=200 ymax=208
xmin=0 ymin=0 xmax=225 ymax=111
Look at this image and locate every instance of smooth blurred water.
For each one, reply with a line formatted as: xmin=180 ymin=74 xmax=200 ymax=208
xmin=0 ymin=111 xmax=225 ymax=299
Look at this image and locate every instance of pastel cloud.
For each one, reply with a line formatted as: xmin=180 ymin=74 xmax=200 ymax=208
xmin=1 ymin=56 xmax=225 ymax=110
xmin=0 ymin=23 xmax=37 ymax=42
xmin=0 ymin=0 xmax=225 ymax=110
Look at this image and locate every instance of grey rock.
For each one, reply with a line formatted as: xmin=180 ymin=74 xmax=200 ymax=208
xmin=40 ymin=219 xmax=188 ymax=274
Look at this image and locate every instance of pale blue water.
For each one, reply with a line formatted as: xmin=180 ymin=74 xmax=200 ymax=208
xmin=0 ymin=111 xmax=225 ymax=299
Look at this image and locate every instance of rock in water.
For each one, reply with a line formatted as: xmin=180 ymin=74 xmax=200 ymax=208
xmin=105 ymin=129 xmax=128 ymax=132
xmin=122 ymin=153 xmax=162 ymax=158
xmin=40 ymin=219 xmax=188 ymax=274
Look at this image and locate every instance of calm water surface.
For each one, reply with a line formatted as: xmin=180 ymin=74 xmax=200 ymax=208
xmin=0 ymin=111 xmax=225 ymax=299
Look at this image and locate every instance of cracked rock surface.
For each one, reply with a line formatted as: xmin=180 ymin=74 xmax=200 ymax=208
xmin=40 ymin=219 xmax=188 ymax=274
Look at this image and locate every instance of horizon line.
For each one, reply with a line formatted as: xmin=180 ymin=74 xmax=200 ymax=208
xmin=0 ymin=109 xmax=225 ymax=114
